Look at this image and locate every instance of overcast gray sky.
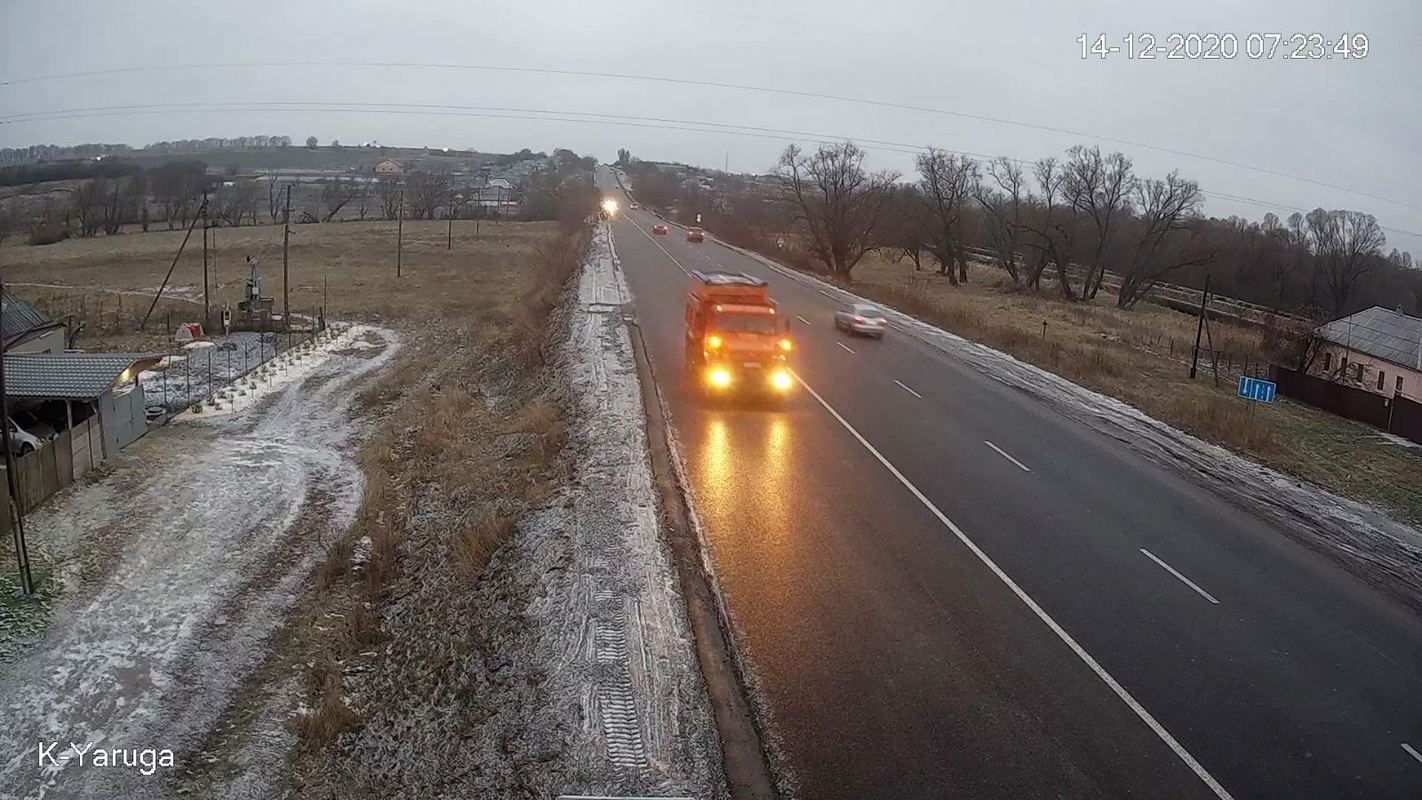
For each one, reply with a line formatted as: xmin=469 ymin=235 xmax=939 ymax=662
xmin=3 ymin=0 xmax=1419 ymax=253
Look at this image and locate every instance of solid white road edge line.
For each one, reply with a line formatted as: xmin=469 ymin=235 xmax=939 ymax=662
xmin=626 ymin=217 xmax=691 ymax=276
xmin=1139 ymin=548 xmax=1222 ymax=605
xmin=796 ymin=315 xmax=811 ymax=325
xmin=836 ymin=341 xmax=855 ymax=354
xmin=984 ymin=440 xmax=1032 ymax=472
xmin=792 ymin=371 xmax=1235 ymax=800
xmin=894 ymin=379 xmax=923 ymax=399
xmin=817 ymin=289 xmax=836 ymax=299
xmin=1402 ymin=742 xmax=1422 ymax=764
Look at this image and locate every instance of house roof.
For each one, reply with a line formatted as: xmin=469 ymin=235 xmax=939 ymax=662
xmin=4 ymin=352 xmax=162 ymax=400
xmin=1317 ymin=306 xmax=1422 ymax=371
xmin=1 ymin=291 xmax=61 ymax=344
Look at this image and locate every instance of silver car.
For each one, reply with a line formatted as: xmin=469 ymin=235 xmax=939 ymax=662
xmin=834 ymin=303 xmax=888 ymax=338
xmin=6 ymin=418 xmax=43 ymax=455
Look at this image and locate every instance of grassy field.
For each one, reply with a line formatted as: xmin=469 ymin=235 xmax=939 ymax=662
xmin=839 ymin=252 xmax=1422 ymax=528
xmin=1 ymin=217 xmax=584 ymax=753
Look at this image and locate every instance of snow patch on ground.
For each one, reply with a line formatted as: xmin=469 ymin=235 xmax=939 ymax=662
xmin=723 ymin=239 xmax=1422 ymax=606
xmin=0 ymin=325 xmax=399 ymax=799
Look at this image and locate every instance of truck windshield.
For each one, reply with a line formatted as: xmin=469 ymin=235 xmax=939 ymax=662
xmin=713 ymin=313 xmax=777 ymax=334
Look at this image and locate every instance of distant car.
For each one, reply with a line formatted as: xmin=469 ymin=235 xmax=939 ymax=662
xmin=629 ymin=202 xmax=640 ymax=209
xmin=652 ymin=223 xmax=669 ymax=235
xmin=834 ymin=303 xmax=888 ymax=338
xmin=686 ymin=227 xmax=705 ymax=243
xmin=5 ymin=418 xmax=42 ymax=455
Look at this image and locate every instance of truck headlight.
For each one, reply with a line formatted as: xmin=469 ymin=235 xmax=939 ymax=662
xmin=707 ymin=367 xmax=733 ymax=389
xmin=771 ymin=369 xmax=794 ymax=392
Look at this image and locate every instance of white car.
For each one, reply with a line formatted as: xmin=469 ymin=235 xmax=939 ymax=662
xmin=6 ymin=418 xmax=42 ymax=455
xmin=834 ymin=303 xmax=888 ymax=338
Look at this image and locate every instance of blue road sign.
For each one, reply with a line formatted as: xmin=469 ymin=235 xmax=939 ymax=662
xmin=1238 ymin=376 xmax=1277 ymax=403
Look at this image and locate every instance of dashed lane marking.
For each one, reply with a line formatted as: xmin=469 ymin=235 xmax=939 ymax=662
xmin=894 ymin=379 xmax=923 ymax=399
xmin=792 ymin=371 xmax=1235 ymax=800
xmin=984 ymin=440 xmax=1032 ymax=472
xmin=1140 ymin=548 xmax=1221 ymax=605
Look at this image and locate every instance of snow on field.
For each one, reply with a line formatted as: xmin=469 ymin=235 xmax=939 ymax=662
xmin=724 ymin=240 xmax=1422 ymax=604
xmin=0 ymin=324 xmax=398 ymax=799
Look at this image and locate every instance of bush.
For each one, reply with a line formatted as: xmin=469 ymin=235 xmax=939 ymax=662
xmin=28 ymin=222 xmax=69 ymax=246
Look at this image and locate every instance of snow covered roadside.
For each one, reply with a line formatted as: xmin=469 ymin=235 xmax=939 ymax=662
xmin=484 ymin=221 xmax=723 ymax=795
xmin=721 ymin=239 xmax=1422 ymax=606
xmin=0 ymin=324 xmax=398 ymax=799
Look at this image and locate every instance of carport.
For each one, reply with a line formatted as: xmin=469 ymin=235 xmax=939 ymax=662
xmin=4 ymin=352 xmax=162 ymax=477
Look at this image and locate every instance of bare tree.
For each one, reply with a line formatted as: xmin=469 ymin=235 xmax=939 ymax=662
xmin=266 ymin=175 xmax=285 ymax=223
xmin=973 ymin=156 xmax=1028 ymax=284
xmin=775 ymin=141 xmax=898 ymax=280
xmin=374 ymin=178 xmax=404 ymax=220
xmin=1116 ymin=171 xmax=1211 ymax=308
xmin=1021 ymin=157 xmax=1082 ymax=298
xmin=355 ymin=180 xmax=372 ymax=220
xmin=877 ymin=184 xmax=934 ymax=271
xmin=71 ymin=179 xmax=107 ymax=237
xmin=215 ymin=179 xmax=260 ymax=227
xmin=915 ymin=148 xmax=979 ymax=285
xmin=1061 ymin=145 xmax=1134 ymax=299
xmin=1307 ymin=208 xmax=1386 ymax=315
xmin=406 ymin=170 xmax=452 ymax=220
xmin=319 ymin=176 xmax=365 ymax=222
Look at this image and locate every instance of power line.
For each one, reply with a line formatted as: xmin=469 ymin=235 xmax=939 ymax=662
xmin=1 ymin=59 xmax=1416 ymax=213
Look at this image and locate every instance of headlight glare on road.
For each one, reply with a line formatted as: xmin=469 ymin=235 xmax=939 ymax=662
xmin=707 ymin=367 xmax=733 ymax=389
xmin=771 ymin=369 xmax=794 ymax=392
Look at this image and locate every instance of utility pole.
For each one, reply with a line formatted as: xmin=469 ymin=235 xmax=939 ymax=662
xmin=282 ymin=184 xmax=291 ymax=324
xmin=201 ymin=189 xmax=210 ymax=331
xmin=1189 ymin=274 xmax=1211 ymax=379
xmin=0 ymin=273 xmax=34 ymax=595
xmin=447 ymin=203 xmax=454 ymax=250
xmin=475 ymin=187 xmax=482 ymax=237
xmin=396 ymin=189 xmax=404 ymax=277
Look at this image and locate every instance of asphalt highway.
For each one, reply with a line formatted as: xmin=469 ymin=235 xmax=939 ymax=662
xmin=599 ymin=170 xmax=1422 ymax=799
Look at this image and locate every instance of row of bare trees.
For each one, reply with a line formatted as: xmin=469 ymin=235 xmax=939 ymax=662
xmin=765 ymin=140 xmax=1406 ymax=315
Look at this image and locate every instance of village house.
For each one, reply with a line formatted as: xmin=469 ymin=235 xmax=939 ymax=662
xmin=1309 ymin=306 xmax=1422 ymax=401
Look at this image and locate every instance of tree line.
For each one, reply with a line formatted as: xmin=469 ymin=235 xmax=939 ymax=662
xmin=0 ymin=149 xmax=604 ymax=245
xmin=625 ymin=142 xmax=1419 ymax=318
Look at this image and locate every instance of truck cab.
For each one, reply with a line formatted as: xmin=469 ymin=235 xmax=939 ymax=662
xmin=685 ymin=271 xmax=794 ymax=396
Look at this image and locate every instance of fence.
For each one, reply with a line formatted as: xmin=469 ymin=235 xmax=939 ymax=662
xmin=1272 ymin=365 xmax=1422 ymax=444
xmin=0 ymin=430 xmax=76 ymax=539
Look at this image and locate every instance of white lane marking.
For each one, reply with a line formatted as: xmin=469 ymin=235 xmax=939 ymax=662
xmin=791 ymin=371 xmax=1235 ymax=800
xmin=796 ymin=315 xmax=811 ymax=325
xmin=984 ymin=440 xmax=1031 ymax=472
xmin=836 ymin=341 xmax=855 ymax=354
xmin=1139 ymin=549 xmax=1221 ymax=605
xmin=1403 ymin=742 xmax=1422 ymax=764
xmin=625 ymin=217 xmax=690 ymax=276
xmin=894 ymin=379 xmax=923 ymax=399
xmin=817 ymin=289 xmax=837 ymax=299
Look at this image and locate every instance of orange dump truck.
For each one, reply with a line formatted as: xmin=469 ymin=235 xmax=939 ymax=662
xmin=684 ymin=270 xmax=794 ymax=395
